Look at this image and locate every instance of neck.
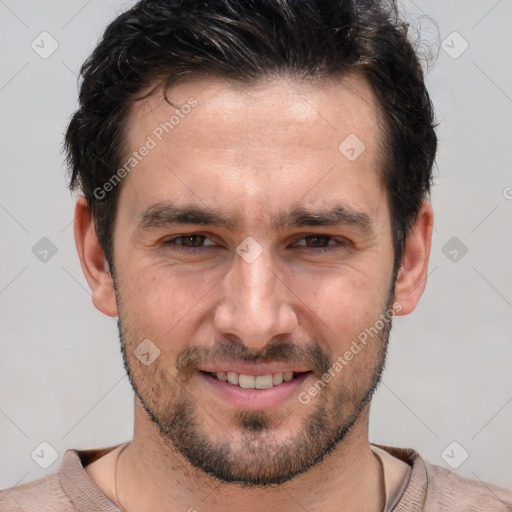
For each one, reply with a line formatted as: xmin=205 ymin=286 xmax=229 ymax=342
xmin=115 ymin=400 xmax=384 ymax=512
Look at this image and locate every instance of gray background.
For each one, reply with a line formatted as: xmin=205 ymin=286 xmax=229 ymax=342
xmin=1 ymin=0 xmax=511 ymax=492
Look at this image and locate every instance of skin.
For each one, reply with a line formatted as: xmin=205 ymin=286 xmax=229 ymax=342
xmin=76 ymin=74 xmax=433 ymax=512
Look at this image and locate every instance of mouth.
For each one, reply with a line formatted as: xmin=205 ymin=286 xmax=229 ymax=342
xmin=198 ymin=370 xmax=313 ymax=409
xmin=201 ymin=370 xmax=310 ymax=389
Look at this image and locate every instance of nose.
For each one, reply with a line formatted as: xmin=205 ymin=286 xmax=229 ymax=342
xmin=213 ymin=246 xmax=298 ymax=350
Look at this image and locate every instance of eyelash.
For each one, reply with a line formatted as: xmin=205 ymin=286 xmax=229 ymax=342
xmin=163 ymin=233 xmax=347 ymax=254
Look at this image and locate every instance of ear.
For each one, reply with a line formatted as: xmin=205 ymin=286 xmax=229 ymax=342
xmin=393 ymin=200 xmax=433 ymax=315
xmin=74 ymin=196 xmax=118 ymax=317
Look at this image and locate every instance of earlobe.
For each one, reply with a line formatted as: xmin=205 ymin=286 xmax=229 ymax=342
xmin=74 ymin=197 xmax=118 ymax=317
xmin=393 ymin=201 xmax=434 ymax=316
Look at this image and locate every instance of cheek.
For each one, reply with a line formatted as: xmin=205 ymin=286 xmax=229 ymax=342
xmin=117 ymin=243 xmax=392 ymax=358
xmin=118 ymin=263 xmax=218 ymax=352
xmin=292 ymin=267 xmax=390 ymax=350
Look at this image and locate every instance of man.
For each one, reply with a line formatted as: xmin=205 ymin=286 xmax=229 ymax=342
xmin=1 ymin=0 xmax=511 ymax=510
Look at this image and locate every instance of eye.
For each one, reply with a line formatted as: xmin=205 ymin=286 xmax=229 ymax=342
xmin=164 ymin=234 xmax=216 ymax=251
xmin=163 ymin=233 xmax=348 ymax=254
xmin=292 ymin=234 xmax=347 ymax=252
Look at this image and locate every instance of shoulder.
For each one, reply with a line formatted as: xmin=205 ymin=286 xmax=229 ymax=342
xmin=0 ymin=472 xmax=74 ymax=512
xmin=0 ymin=444 xmax=123 ymax=512
xmin=374 ymin=444 xmax=512 ymax=511
xmin=422 ymin=460 xmax=512 ymax=511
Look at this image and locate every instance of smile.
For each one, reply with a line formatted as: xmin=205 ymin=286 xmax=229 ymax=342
xmin=198 ymin=370 xmax=313 ymax=409
xmin=206 ymin=370 xmax=301 ymax=389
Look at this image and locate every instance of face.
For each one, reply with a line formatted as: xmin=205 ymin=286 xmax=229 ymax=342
xmin=110 ymin=75 xmax=399 ymax=486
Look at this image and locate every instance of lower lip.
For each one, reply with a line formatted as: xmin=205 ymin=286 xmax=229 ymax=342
xmin=198 ymin=371 xmax=312 ymax=410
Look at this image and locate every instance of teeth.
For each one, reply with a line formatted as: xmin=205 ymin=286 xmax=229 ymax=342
xmin=283 ymin=371 xmax=294 ymax=382
xmin=272 ymin=373 xmax=283 ymax=385
xmin=227 ymin=372 xmax=239 ymax=385
xmin=210 ymin=370 xmax=302 ymax=388
xmin=238 ymin=374 xmax=255 ymax=388
xmin=255 ymin=375 xmax=273 ymax=389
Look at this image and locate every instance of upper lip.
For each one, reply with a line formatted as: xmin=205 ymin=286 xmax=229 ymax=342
xmin=198 ymin=361 xmax=311 ymax=376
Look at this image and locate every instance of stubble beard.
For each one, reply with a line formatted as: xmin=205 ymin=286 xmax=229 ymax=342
xmin=115 ymin=281 xmax=394 ymax=487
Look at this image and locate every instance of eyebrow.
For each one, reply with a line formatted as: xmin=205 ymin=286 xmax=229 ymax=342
xmin=137 ymin=201 xmax=374 ymax=234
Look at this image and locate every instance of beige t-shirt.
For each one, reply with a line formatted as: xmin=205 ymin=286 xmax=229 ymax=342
xmin=1 ymin=443 xmax=511 ymax=511
xmin=371 ymin=444 xmax=412 ymax=510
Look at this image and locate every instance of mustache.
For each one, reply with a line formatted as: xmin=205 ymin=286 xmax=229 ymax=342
xmin=175 ymin=339 xmax=331 ymax=380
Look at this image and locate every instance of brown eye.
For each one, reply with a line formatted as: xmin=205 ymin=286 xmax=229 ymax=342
xmin=292 ymin=234 xmax=347 ymax=253
xmin=175 ymin=235 xmax=206 ymax=247
xmin=302 ymin=235 xmax=333 ymax=248
xmin=164 ymin=234 xmax=216 ymax=250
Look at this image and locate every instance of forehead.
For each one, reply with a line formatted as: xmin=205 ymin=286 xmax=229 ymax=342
xmin=118 ymin=74 xmax=387 ymax=228
xmin=131 ymin=74 xmax=382 ymax=150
